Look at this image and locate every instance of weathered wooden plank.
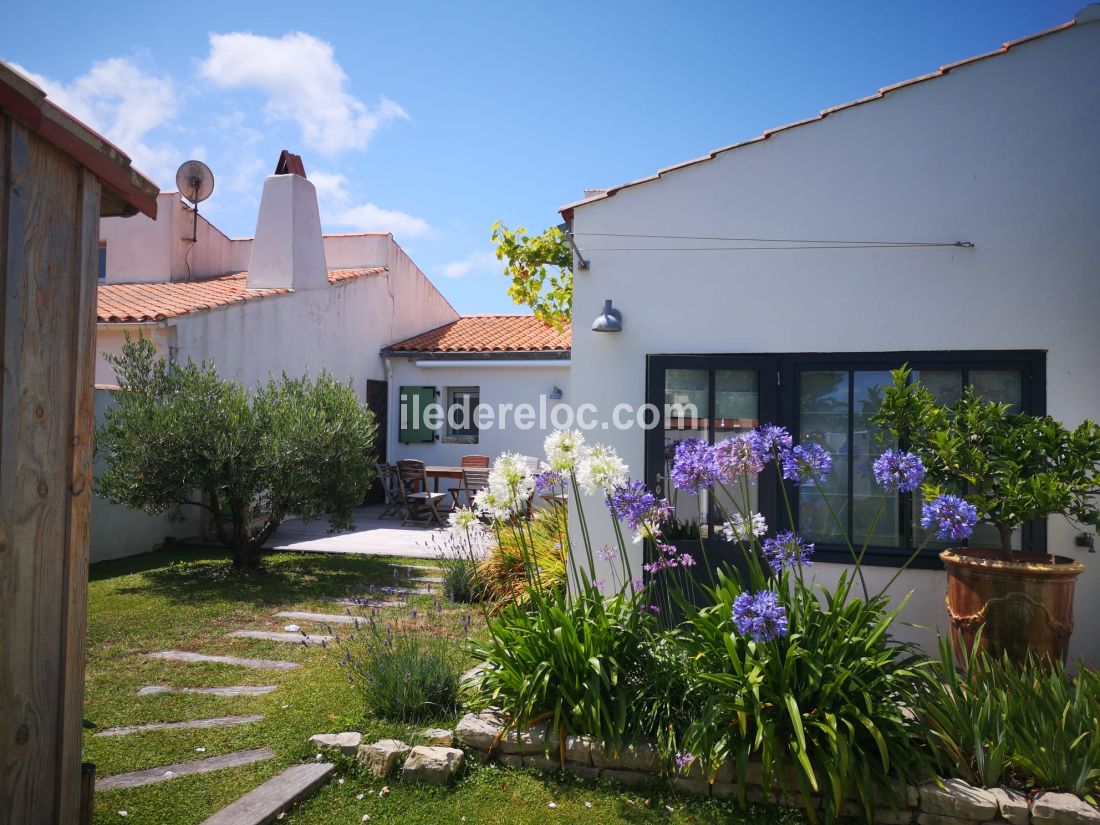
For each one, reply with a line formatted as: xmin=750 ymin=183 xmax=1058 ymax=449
xmin=95 ymin=748 xmax=276 ymax=792
xmin=228 ymin=630 xmax=333 ymax=646
xmin=138 ymin=684 xmax=277 ymax=697
xmin=199 ymin=763 xmax=336 ymax=825
xmin=0 ymin=119 xmax=85 ymax=825
xmin=94 ymin=714 xmax=263 ymax=737
xmin=148 ymin=651 xmax=300 ymax=670
xmin=57 ymin=165 xmax=100 ymax=825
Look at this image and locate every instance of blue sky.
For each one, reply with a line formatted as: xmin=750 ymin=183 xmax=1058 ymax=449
xmin=2 ymin=1 xmax=1082 ymax=314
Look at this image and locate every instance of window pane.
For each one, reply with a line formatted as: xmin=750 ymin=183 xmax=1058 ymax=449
xmin=663 ymin=369 xmax=709 ymax=528
xmin=798 ymin=371 xmax=849 ymax=544
xmin=715 ymin=370 xmax=760 ymax=516
xmin=447 ymin=387 xmax=479 ymax=438
xmin=971 ymin=370 xmax=1022 ymax=411
xmin=852 ymin=371 xmax=899 ymax=547
xmin=913 ymin=370 xmax=962 ymax=405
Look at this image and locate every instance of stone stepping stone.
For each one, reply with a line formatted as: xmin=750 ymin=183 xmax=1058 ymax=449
xmin=95 ymin=714 xmax=263 ymax=737
xmin=138 ymin=685 xmax=277 ymax=697
xmin=275 ymin=610 xmax=365 ymax=625
xmin=96 ymin=748 xmax=275 ymax=792
xmin=410 ymin=576 xmax=444 ymax=584
xmin=228 ymin=630 xmax=333 ymax=645
xmin=321 ymin=597 xmax=408 ymax=608
xmin=200 ymin=762 xmax=336 ymax=825
xmin=149 ymin=650 xmax=300 ymax=670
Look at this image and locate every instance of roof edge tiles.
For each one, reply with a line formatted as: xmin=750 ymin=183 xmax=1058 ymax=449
xmin=383 ymin=314 xmax=571 ymax=356
xmin=559 ymin=13 xmax=1088 ymax=220
xmin=96 ymin=267 xmax=386 ymax=323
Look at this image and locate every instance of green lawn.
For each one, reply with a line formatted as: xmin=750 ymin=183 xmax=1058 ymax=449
xmin=86 ymin=547 xmax=803 ymax=824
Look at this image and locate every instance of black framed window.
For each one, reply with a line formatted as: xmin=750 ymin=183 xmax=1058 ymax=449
xmin=646 ymin=351 xmax=1045 ymax=568
xmin=444 ymin=386 xmax=480 ymax=443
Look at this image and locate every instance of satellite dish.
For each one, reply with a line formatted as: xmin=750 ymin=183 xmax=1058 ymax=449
xmin=175 ymin=160 xmax=214 ymax=205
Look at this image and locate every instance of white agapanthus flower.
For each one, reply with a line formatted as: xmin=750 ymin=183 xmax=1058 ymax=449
xmin=448 ymin=507 xmax=479 ymax=531
xmin=719 ymin=512 xmax=768 ymax=542
xmin=473 ymin=487 xmax=512 ymax=520
xmin=544 ymin=429 xmax=588 ymax=472
xmin=575 ymin=443 xmax=628 ymax=495
xmin=488 ymin=452 xmax=535 ymax=513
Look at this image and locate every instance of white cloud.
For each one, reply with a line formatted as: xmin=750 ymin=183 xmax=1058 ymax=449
xmin=440 ymin=250 xmax=497 ymax=278
xmin=310 ymin=170 xmax=431 ymax=238
xmin=199 ymin=32 xmax=407 ymax=155
xmin=11 ymin=58 xmax=180 ymax=184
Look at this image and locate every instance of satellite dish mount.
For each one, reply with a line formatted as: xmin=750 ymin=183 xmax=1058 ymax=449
xmin=175 ymin=160 xmax=215 ymax=242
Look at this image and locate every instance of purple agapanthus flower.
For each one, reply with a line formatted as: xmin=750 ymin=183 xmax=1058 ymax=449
xmin=712 ymin=433 xmax=765 ymax=482
xmin=607 ymin=481 xmax=672 ymax=532
xmin=872 ymin=449 xmax=926 ymax=493
xmin=674 ymin=751 xmax=695 ymax=770
xmin=732 ymin=590 xmax=789 ymax=643
xmin=677 ymin=552 xmax=696 ymax=567
xmin=670 ymin=438 xmax=718 ymax=493
xmin=761 ymin=531 xmax=814 ymax=573
xmin=754 ymin=424 xmax=793 ymax=457
xmin=921 ymin=494 xmax=978 ymax=541
xmin=597 ymin=546 xmax=617 ymax=563
xmin=780 ymin=443 xmax=832 ymax=485
xmin=533 ymin=469 xmax=564 ymax=495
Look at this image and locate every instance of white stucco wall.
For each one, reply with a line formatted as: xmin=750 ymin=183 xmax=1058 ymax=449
xmin=100 ymin=192 xmax=247 ymax=283
xmin=566 ymin=18 xmax=1100 ymax=662
xmin=387 ymin=358 xmax=571 ymax=493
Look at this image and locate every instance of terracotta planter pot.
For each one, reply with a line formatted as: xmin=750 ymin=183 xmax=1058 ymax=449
xmin=941 ymin=548 xmax=1084 ymax=664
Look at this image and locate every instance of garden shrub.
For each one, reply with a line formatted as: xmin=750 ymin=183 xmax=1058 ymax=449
xmin=917 ymin=636 xmax=1100 ymax=803
xmin=338 ymin=611 xmax=461 ymax=723
xmin=476 ymin=505 xmax=567 ymax=614
xmin=681 ymin=568 xmax=931 ymax=823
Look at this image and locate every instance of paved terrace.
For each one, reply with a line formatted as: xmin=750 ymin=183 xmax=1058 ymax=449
xmin=265 ymin=504 xmax=460 ymax=559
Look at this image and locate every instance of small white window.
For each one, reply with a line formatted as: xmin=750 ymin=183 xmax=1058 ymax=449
xmin=444 ymin=386 xmax=479 ymax=443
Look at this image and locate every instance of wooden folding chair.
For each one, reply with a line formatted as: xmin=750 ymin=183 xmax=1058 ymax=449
xmin=396 ymin=459 xmax=447 ymax=527
xmin=376 ymin=463 xmax=403 ymax=520
xmin=460 ymin=454 xmax=490 ymax=469
xmin=450 ymin=467 xmax=490 ymax=509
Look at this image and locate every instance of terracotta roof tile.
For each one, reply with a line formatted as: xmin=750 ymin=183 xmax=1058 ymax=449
xmin=386 ymin=315 xmax=571 ymax=354
xmin=560 ymin=15 xmax=1084 ymax=219
xmin=97 ymin=267 xmax=386 ymax=323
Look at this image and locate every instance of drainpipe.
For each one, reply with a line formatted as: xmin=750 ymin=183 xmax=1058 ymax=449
xmin=384 ymin=355 xmax=395 ymax=464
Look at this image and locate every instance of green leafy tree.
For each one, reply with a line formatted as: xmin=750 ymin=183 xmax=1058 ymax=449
xmin=491 ymin=221 xmax=572 ymax=330
xmin=873 ymin=366 xmax=1100 ymax=560
xmin=95 ymin=336 xmax=378 ymax=569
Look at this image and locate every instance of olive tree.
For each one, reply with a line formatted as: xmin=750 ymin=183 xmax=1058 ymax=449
xmin=95 ymin=336 xmax=378 ymax=569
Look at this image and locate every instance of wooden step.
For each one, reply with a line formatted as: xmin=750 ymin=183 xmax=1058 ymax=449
xmin=95 ymin=748 xmax=275 ymax=791
xmin=138 ymin=684 xmax=277 ymax=697
xmin=148 ymin=650 xmax=299 ymax=670
xmin=228 ymin=630 xmax=333 ymax=645
xmin=95 ymin=714 xmax=263 ymax=737
xmin=199 ymin=762 xmax=336 ymax=825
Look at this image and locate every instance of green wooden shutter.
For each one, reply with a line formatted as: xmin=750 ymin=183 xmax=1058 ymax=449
xmin=399 ymin=386 xmax=436 ymax=444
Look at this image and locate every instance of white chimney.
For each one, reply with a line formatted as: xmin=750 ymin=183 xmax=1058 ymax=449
xmin=247 ymin=165 xmax=328 ymax=291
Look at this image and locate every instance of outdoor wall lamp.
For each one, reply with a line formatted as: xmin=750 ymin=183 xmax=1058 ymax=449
xmin=549 ymin=386 xmax=563 ymax=400
xmin=591 ymin=299 xmax=623 ymax=333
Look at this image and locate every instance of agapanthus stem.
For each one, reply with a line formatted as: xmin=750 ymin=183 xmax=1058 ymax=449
xmin=811 ymin=476 xmax=868 ymax=599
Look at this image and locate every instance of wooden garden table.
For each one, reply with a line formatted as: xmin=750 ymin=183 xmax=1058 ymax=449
xmin=424 ymin=465 xmax=463 ymax=492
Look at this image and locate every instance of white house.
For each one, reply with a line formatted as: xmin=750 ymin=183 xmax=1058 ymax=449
xmin=93 ymin=152 xmax=460 ymax=561
xmin=561 ymin=8 xmax=1100 ymax=663
xmin=383 ymin=315 xmax=571 ymax=468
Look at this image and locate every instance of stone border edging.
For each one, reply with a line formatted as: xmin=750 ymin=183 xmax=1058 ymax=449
xmin=454 ymin=710 xmax=1100 ymax=825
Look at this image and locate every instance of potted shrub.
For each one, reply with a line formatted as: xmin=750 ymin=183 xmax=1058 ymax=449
xmin=874 ymin=367 xmax=1100 ymax=663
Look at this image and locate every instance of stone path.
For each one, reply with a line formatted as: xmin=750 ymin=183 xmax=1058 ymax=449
xmin=95 ymin=714 xmax=264 ymax=737
xmin=274 ymin=610 xmax=365 ymax=625
xmin=200 ymin=763 xmax=336 ymax=825
xmin=148 ymin=650 xmax=300 ymax=670
xmin=137 ymin=685 xmax=277 ymax=697
xmin=96 ymin=748 xmax=276 ymax=792
xmin=227 ymin=630 xmax=333 ymax=645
